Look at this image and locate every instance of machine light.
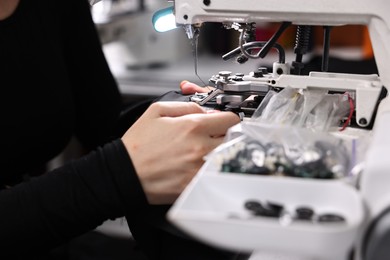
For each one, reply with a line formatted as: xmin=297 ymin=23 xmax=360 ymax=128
xmin=152 ymin=6 xmax=177 ymax=32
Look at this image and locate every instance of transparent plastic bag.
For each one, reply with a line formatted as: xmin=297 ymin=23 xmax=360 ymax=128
xmin=252 ymin=87 xmax=352 ymax=132
xmin=214 ymin=121 xmax=360 ymax=180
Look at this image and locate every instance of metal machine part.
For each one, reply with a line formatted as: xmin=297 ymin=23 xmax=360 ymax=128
xmin=175 ymin=2 xmax=384 ymax=127
xmin=172 ymin=0 xmax=390 ymax=116
xmin=192 ymin=68 xmax=382 ymax=126
xmin=172 ymin=0 xmax=390 ymax=86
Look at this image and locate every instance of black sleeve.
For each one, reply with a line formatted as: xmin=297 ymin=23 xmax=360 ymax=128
xmin=0 ymin=139 xmax=148 ymax=257
xmin=62 ymin=0 xmax=123 ymax=149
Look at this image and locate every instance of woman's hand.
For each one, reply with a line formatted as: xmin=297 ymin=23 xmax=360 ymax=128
xmin=121 ymin=101 xmax=240 ymax=204
xmin=180 ymin=80 xmax=214 ymax=95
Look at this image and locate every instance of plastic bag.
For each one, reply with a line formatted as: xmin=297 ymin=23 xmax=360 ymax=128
xmin=215 ymin=121 xmax=359 ymax=180
xmin=252 ymin=87 xmax=352 ymax=132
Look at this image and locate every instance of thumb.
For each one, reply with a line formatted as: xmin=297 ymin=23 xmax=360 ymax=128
xmin=148 ymin=101 xmax=206 ymax=118
xmin=180 ymin=80 xmax=210 ymax=95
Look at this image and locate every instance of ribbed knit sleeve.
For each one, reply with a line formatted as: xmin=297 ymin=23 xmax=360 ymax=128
xmin=0 ymin=139 xmax=147 ymax=257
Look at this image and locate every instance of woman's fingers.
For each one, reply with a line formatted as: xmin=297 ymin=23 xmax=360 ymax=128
xmin=180 ymin=80 xmax=212 ymax=95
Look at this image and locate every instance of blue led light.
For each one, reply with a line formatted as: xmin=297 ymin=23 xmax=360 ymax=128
xmin=152 ymin=6 xmax=178 ymax=32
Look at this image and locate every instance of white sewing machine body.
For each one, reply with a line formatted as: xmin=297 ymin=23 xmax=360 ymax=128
xmin=173 ymin=0 xmax=390 ymax=91
xmin=165 ymin=1 xmax=390 ymax=259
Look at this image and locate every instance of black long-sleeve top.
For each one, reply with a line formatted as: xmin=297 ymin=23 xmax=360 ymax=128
xmin=0 ymin=0 xmax=147 ymax=256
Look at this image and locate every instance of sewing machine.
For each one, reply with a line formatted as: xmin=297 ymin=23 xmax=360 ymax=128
xmin=161 ymin=1 xmax=390 ymax=259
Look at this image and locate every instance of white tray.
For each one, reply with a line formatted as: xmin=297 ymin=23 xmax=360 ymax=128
xmin=168 ymin=168 xmax=364 ymax=260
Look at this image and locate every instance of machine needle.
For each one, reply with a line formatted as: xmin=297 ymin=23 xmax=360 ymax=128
xmin=191 ymin=28 xmax=210 ymax=89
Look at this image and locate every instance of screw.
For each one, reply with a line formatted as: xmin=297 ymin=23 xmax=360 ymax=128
xmin=359 ymin=118 xmax=368 ymax=125
xmin=277 ymin=68 xmax=284 ymax=75
xmin=203 ymin=0 xmax=211 ymax=6
xmin=219 ymin=71 xmax=232 ymax=82
xmin=237 ymin=55 xmax=248 ymax=64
